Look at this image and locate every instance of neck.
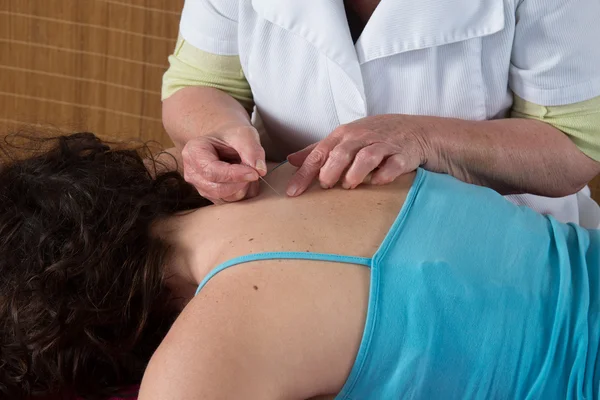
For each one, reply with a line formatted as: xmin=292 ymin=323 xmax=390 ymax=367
xmin=153 ymin=160 xmax=286 ymax=304
xmin=156 ymin=210 xmax=226 ymax=305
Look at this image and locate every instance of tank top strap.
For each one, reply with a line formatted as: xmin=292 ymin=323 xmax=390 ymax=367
xmin=195 ymin=252 xmax=372 ymax=296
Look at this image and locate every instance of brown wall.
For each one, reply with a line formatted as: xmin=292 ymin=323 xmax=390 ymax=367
xmin=0 ymin=0 xmax=183 ymax=146
xmin=1 ymin=0 xmax=599 ymax=199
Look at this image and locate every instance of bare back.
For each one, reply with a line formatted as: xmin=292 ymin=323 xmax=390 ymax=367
xmin=165 ymin=162 xmax=414 ymax=273
xmin=142 ymin=164 xmax=415 ymax=400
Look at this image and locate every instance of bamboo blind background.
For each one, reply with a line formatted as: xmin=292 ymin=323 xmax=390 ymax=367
xmin=0 ymin=0 xmax=182 ymax=146
xmin=0 ymin=0 xmax=599 ymax=199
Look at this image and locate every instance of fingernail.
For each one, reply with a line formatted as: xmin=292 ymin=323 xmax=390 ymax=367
xmin=234 ymin=189 xmax=246 ymax=200
xmin=244 ymin=172 xmax=257 ymax=181
xmin=255 ymin=159 xmax=267 ymax=174
xmin=287 ymin=185 xmax=299 ymax=197
xmin=342 ymin=181 xmax=351 ymax=190
xmin=320 ymin=181 xmax=330 ymax=190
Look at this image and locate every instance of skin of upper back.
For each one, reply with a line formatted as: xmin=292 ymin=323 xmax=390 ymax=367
xmin=139 ymin=164 xmax=415 ymax=399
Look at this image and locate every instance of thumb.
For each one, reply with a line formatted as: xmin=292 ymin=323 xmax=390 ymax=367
xmin=287 ymin=143 xmax=317 ymax=167
xmin=225 ymin=127 xmax=267 ymax=176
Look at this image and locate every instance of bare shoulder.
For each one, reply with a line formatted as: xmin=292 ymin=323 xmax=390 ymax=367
xmin=139 ymin=267 xmax=281 ymax=400
xmin=139 ymin=260 xmax=368 ymax=400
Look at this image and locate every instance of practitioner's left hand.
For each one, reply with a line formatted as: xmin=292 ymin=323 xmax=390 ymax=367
xmin=286 ymin=114 xmax=432 ymax=196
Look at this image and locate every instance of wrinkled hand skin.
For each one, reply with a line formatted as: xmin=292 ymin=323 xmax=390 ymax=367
xmin=287 ymin=114 xmax=433 ymax=196
xmin=181 ymin=126 xmax=267 ymax=204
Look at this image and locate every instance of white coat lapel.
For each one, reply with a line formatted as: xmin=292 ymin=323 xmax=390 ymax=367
xmin=251 ymin=0 xmax=355 ymax=66
xmin=251 ymin=0 xmax=367 ymax=108
xmin=357 ymin=0 xmax=506 ymax=64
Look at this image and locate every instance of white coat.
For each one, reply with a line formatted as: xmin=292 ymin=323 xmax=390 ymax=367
xmin=179 ymin=0 xmax=600 ymax=228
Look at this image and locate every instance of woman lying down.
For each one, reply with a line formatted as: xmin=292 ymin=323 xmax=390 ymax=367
xmin=0 ymin=132 xmax=598 ymax=400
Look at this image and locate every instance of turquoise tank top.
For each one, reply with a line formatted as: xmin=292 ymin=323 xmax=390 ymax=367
xmin=195 ymin=169 xmax=600 ymax=399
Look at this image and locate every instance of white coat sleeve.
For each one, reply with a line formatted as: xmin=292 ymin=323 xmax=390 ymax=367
xmin=509 ymin=0 xmax=600 ymax=106
xmin=179 ymin=0 xmax=239 ymax=56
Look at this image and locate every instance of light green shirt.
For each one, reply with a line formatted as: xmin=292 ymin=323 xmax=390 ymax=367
xmin=511 ymin=95 xmax=600 ymax=161
xmin=162 ymin=36 xmax=253 ymax=113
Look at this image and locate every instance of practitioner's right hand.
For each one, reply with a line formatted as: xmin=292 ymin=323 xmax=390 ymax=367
xmin=181 ymin=126 xmax=267 ymax=204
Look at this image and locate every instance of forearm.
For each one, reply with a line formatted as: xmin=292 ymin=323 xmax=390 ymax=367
xmin=162 ymin=86 xmax=252 ymax=149
xmin=424 ymin=117 xmax=600 ymax=197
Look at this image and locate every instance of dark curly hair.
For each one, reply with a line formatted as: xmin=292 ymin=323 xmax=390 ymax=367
xmin=0 ymin=132 xmax=210 ymax=399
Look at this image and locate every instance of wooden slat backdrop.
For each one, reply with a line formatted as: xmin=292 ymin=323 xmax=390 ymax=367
xmin=0 ymin=0 xmax=183 ymax=146
xmin=1 ymin=0 xmax=599 ymax=200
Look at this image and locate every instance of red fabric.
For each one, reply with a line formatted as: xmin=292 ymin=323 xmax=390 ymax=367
xmin=35 ymin=386 xmax=139 ymax=400
xmin=73 ymin=385 xmax=139 ymax=400
xmin=106 ymin=386 xmax=139 ymax=400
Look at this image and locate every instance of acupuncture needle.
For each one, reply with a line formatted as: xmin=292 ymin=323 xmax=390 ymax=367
xmin=243 ymin=162 xmax=284 ymax=197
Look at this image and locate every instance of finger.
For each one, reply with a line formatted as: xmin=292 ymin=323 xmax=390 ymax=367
xmin=246 ymin=180 xmax=261 ymax=199
xmin=182 ymin=138 xmax=220 ymax=168
xmin=185 ymin=167 xmax=249 ymax=200
xmin=200 ymin=160 xmax=259 ymax=184
xmin=286 ymin=144 xmax=333 ymax=197
xmin=318 ymin=140 xmax=366 ymax=189
xmin=362 ymin=172 xmax=374 ymax=185
xmin=183 ymin=139 xmax=258 ymax=184
xmin=343 ymin=143 xmax=394 ymax=189
xmin=225 ymin=127 xmax=267 ymax=176
xmin=287 ymin=143 xmax=317 ymax=167
xmin=211 ymin=181 xmax=249 ymax=200
xmin=286 ymin=132 xmax=345 ymax=196
xmin=221 ymin=184 xmax=250 ymax=203
xmin=371 ymin=154 xmax=414 ymax=185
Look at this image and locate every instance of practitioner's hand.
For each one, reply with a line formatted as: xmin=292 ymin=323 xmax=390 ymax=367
xmin=286 ymin=115 xmax=431 ymax=196
xmin=181 ymin=126 xmax=267 ymax=204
